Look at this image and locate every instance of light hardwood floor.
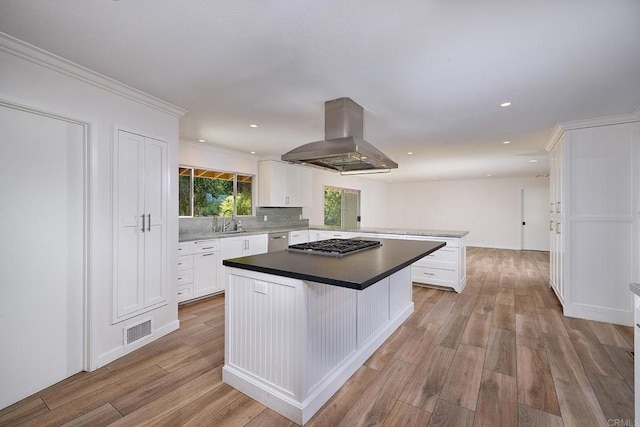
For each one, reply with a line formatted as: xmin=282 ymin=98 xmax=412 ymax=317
xmin=0 ymin=247 xmax=635 ymax=426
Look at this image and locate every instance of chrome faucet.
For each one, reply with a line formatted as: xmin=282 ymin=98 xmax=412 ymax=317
xmin=221 ymin=209 xmax=235 ymax=231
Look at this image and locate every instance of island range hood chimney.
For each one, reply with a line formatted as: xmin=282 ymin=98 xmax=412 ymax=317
xmin=281 ymin=98 xmax=398 ymax=173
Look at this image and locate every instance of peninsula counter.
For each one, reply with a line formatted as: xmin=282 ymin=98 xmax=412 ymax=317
xmin=222 ymin=238 xmax=444 ymax=425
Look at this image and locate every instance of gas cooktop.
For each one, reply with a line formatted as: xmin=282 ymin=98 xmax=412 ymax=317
xmin=287 ymin=238 xmax=382 ymax=257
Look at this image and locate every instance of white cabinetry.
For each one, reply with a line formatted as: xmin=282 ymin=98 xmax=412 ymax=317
xmin=193 ymin=240 xmax=221 ymax=298
xmin=546 ymin=119 xmax=638 ymax=326
xmin=113 ymin=130 xmax=168 ymax=322
xmin=634 ymin=292 xmax=640 ymax=418
xmin=289 ymin=230 xmax=310 ymax=245
xmin=406 ymin=235 xmax=467 ymax=293
xmin=219 ymin=234 xmax=268 ymax=290
xmin=317 ymin=231 xmax=359 ymax=240
xmin=549 ymin=138 xmax=565 ymax=304
xmin=258 ymin=160 xmax=312 ymax=207
xmin=177 ymin=242 xmax=194 ymax=302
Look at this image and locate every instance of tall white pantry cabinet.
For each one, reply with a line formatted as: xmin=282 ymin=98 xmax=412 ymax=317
xmin=113 ymin=130 xmax=169 ymax=322
xmin=546 ymin=111 xmax=640 ymax=326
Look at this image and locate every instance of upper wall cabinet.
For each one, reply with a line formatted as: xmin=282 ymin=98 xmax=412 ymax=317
xmin=258 ymin=160 xmax=312 ymax=207
xmin=113 ymin=130 xmax=168 ymax=323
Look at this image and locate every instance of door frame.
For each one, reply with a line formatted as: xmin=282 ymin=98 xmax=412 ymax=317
xmin=1 ymin=99 xmax=92 ymax=371
xmin=520 ymin=186 xmax=551 ymax=251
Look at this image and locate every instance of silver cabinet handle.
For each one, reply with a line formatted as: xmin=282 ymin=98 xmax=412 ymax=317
xmin=147 ymin=213 xmax=151 ymax=231
xmin=557 ymin=202 xmax=561 ymax=213
xmin=141 ymin=214 xmax=145 ymax=232
xmin=550 ymin=202 xmax=554 ymax=213
xmin=201 ymin=246 xmax=215 ymax=250
xmin=556 ymin=222 xmax=561 ymax=234
xmin=285 ymin=196 xmax=290 ymax=205
xmin=550 ymin=220 xmax=554 ymax=231
xmin=423 ymin=272 xmax=436 ymax=276
xmin=201 ymin=253 xmax=215 ymax=257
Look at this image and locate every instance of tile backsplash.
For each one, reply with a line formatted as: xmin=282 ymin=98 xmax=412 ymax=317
xmin=179 ymin=207 xmax=308 ymax=234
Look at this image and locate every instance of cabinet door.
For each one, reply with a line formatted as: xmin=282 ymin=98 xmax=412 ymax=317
xmin=193 ymin=252 xmax=220 ymax=297
xmin=289 ymin=230 xmax=309 ymax=245
xmin=258 ymin=160 xmax=286 ymax=207
xmin=245 ymin=234 xmax=268 ymax=256
xmin=143 ymin=138 xmax=168 ymax=307
xmin=114 ymin=131 xmax=145 ymax=318
xmin=285 ymin=164 xmax=300 ymax=206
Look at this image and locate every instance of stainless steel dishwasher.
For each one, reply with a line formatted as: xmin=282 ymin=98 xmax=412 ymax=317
xmin=268 ymin=232 xmax=289 ymax=252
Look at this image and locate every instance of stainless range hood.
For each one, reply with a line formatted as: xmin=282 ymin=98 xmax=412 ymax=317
xmin=281 ymin=98 xmax=398 ymax=173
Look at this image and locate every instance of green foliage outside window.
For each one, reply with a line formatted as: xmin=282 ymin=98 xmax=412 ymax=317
xmin=179 ymin=167 xmax=253 ymax=217
xmin=324 ymin=188 xmax=342 ymax=226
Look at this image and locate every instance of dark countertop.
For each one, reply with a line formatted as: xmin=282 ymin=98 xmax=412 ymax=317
xmin=223 ymin=237 xmax=446 ymax=290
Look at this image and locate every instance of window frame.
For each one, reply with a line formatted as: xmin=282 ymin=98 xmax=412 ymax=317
xmin=178 ymin=165 xmax=255 ymax=218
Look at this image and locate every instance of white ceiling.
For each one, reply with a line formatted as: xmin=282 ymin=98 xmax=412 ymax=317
xmin=1 ymin=0 xmax=639 ymax=182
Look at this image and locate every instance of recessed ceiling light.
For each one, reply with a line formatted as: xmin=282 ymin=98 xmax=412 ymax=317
xmin=250 ymin=151 xmax=256 ymax=154
xmin=503 ymin=141 xmax=511 ymax=144
xmin=198 ymin=139 xmax=206 ymax=143
xmin=529 ymin=159 xmax=538 ymax=163
xmin=432 ymin=177 xmax=438 ymax=180
xmin=500 ymin=102 xmax=512 ymax=107
xmin=486 ymin=174 xmax=492 ymax=177
xmin=407 ymin=152 xmax=413 ymax=155
xmin=249 ymin=124 xmax=258 ymax=128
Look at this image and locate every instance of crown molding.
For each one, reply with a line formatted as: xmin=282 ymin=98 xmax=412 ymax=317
xmin=179 ymin=139 xmax=259 ymax=160
xmin=545 ymin=105 xmax=640 ymax=151
xmin=0 ymin=32 xmax=187 ymax=118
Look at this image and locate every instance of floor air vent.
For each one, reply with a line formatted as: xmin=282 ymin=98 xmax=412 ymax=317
xmin=125 ymin=319 xmax=152 ymax=345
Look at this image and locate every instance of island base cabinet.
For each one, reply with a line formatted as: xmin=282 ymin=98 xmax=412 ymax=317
xmin=223 ymin=267 xmax=414 ymax=425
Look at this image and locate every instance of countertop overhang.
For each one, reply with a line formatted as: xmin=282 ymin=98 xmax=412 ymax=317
xmin=222 ymin=237 xmax=446 ymax=290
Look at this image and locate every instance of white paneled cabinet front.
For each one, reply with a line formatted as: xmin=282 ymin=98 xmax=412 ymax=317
xmin=193 ymin=240 xmax=221 ymax=298
xmin=218 ymin=234 xmax=268 ymax=291
xmin=546 ymin=120 xmax=638 ymax=326
xmin=113 ymin=130 xmax=168 ymax=322
xmin=258 ymin=160 xmax=312 ymax=207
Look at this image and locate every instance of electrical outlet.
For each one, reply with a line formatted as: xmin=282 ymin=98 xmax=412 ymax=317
xmin=263 ymin=215 xmax=268 ymax=221
xmin=254 ymin=281 xmax=267 ymax=295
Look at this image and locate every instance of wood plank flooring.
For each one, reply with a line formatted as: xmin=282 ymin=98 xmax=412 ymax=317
xmin=0 ymin=247 xmax=634 ymax=426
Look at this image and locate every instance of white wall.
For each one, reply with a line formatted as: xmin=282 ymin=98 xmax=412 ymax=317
xmin=180 ymin=140 xmax=258 ymax=176
xmin=0 ymin=35 xmax=183 ymax=371
xmin=304 ymin=169 xmax=394 ymax=228
xmin=388 ymin=176 xmax=550 ymax=249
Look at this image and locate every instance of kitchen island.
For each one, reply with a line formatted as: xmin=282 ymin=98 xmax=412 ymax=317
xmin=222 ymin=237 xmax=444 ymax=425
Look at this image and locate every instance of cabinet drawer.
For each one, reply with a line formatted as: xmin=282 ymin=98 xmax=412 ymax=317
xmin=177 ymin=256 xmax=193 ymax=270
xmin=177 ymin=284 xmax=194 ymax=302
xmin=420 ymin=247 xmax=457 ymax=263
xmin=412 ymin=265 xmax=457 ymax=284
xmin=178 ymin=242 xmax=194 ymax=256
xmin=177 ymin=269 xmax=193 ymax=285
xmin=194 ymin=240 xmax=219 ymax=253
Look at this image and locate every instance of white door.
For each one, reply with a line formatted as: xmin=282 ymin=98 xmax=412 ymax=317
xmin=522 ymin=187 xmax=550 ymax=251
xmin=0 ymin=104 xmax=85 ymax=409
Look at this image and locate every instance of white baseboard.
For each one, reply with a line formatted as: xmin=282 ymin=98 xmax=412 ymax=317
xmin=563 ymin=304 xmax=633 ymax=327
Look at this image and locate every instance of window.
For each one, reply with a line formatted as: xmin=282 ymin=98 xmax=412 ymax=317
xmin=179 ymin=167 xmax=253 ymax=217
xmin=324 ymin=186 xmax=360 ymax=228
